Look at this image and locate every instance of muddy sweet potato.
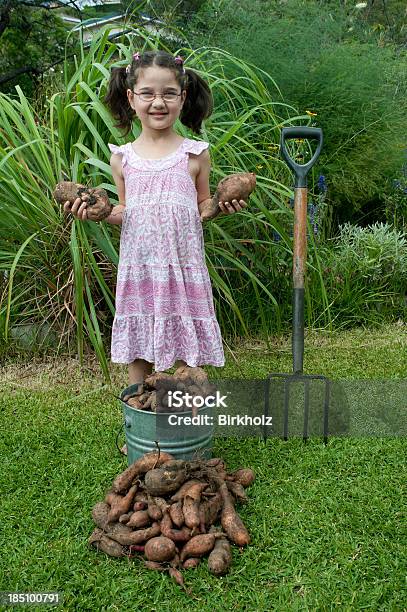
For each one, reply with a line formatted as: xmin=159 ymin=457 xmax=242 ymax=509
xmin=126 ymin=396 xmax=144 ymax=409
xmin=144 ymin=463 xmax=188 ymax=496
xmin=170 ymin=479 xmax=202 ymax=502
xmin=144 ymin=560 xmax=166 ymax=571
xmin=92 ymin=501 xmax=110 ymax=530
xmin=54 ymin=181 xmax=113 ymax=222
xmin=201 ymin=491 xmax=223 ymax=529
xmin=226 ymin=480 xmax=248 ymax=503
xmin=168 ymin=567 xmax=185 ymax=588
xmin=160 ymin=510 xmax=191 ymax=543
xmin=106 ymin=484 xmax=138 ymax=523
xmin=183 ymin=483 xmax=204 ymax=529
xmin=207 ymin=536 xmax=232 ymax=575
xmin=144 ymin=372 xmax=175 ymax=387
xmin=144 ymin=536 xmax=177 ymax=562
xmin=227 ymin=468 xmax=255 ymax=488
xmin=169 ymin=500 xmax=184 ymax=527
xmin=147 ymin=494 xmax=163 ymax=521
xmin=126 ymin=510 xmax=150 ymax=529
xmin=182 ymin=557 xmax=201 ymax=569
xmin=89 ymin=528 xmax=125 ymax=557
xmin=133 ymin=501 xmax=147 ymax=512
xmin=173 ymin=366 xmax=208 ymax=386
xmin=112 ymin=451 xmax=174 ymax=494
xmin=107 ymin=522 xmax=161 ymax=546
xmin=179 ymin=533 xmax=224 ymax=562
xmin=119 ymin=512 xmax=132 ymax=524
xmin=219 ymin=482 xmax=250 ymax=547
xmin=199 ymin=172 xmax=256 ymax=220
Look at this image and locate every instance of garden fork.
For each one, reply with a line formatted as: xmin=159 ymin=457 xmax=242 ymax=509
xmin=264 ymin=126 xmax=331 ymax=443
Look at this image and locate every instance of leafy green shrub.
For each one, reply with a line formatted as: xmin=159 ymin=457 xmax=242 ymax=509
xmin=189 ymin=0 xmax=407 ymax=229
xmin=312 ymin=223 xmax=407 ymax=326
xmin=384 ymin=158 xmax=407 ymax=232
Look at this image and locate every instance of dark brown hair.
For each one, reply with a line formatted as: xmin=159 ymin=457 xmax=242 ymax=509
xmin=104 ymin=50 xmax=213 ymax=136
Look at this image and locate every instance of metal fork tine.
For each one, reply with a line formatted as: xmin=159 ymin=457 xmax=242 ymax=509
xmin=283 ymin=378 xmax=290 ymax=441
xmin=303 ymin=378 xmax=310 ymax=442
xmin=323 ymin=378 xmax=330 ymax=444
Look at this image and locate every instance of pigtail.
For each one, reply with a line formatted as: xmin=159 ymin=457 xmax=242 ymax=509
xmin=180 ymin=69 xmax=213 ymax=135
xmin=104 ymin=66 xmax=135 ymax=135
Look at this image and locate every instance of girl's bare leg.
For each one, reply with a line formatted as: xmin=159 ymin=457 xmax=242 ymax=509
xmin=175 ymin=359 xmax=187 ymax=369
xmin=128 ymin=358 xmax=153 ymax=385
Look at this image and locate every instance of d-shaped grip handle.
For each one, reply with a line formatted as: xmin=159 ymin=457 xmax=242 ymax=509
xmin=280 ymin=127 xmax=323 ymax=187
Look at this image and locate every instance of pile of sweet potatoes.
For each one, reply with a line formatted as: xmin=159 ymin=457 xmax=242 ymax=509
xmin=89 ymin=451 xmax=255 ymax=586
xmin=123 ymin=366 xmax=217 ymax=414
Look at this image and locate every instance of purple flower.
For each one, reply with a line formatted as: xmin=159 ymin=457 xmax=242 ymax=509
xmin=317 ymin=175 xmax=327 ymax=193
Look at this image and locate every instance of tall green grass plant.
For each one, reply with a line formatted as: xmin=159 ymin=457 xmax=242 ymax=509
xmin=0 ymin=27 xmax=323 ymax=376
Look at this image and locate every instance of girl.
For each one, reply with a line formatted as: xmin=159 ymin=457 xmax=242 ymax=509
xmin=64 ymin=49 xmax=246 ymax=386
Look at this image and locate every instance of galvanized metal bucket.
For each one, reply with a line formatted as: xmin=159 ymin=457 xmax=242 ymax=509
xmin=120 ymin=384 xmax=213 ymax=465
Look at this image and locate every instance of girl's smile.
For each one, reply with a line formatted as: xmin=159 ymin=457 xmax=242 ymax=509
xmin=127 ymin=66 xmax=186 ymax=134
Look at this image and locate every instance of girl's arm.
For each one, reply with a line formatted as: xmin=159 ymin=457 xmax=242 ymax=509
xmin=105 ymin=153 xmax=126 ymax=226
xmin=196 ymin=149 xmax=213 ymax=221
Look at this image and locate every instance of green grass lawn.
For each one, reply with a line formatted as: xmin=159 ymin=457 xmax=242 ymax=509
xmin=0 ymin=323 xmax=406 ymax=611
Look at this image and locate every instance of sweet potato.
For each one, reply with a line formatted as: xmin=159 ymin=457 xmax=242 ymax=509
xmin=173 ymin=366 xmax=208 ymax=386
xmin=226 ymin=480 xmax=248 ymax=503
xmin=205 ymin=458 xmax=226 ymax=469
xmin=89 ymin=528 xmax=125 ymax=557
xmin=112 ymin=451 xmax=173 ymax=494
xmin=107 ymin=484 xmax=137 ymax=523
xmin=201 ymin=491 xmax=223 ymax=528
xmin=207 ymin=536 xmax=232 ymax=575
xmin=102 ymin=522 xmax=137 ymax=546
xmin=160 ymin=510 xmax=191 ymax=543
xmin=133 ymin=500 xmax=147 ymax=512
xmin=127 ymin=396 xmax=144 ymax=409
xmin=227 ymin=468 xmax=255 ymax=488
xmin=147 ymin=494 xmax=162 ymax=521
xmin=183 ymin=483 xmax=203 ymax=529
xmin=144 ymin=536 xmax=176 ymax=562
xmin=182 ymin=557 xmax=200 ymax=569
xmin=199 ymin=172 xmax=256 ymax=220
xmin=216 ymin=172 xmax=256 ymax=203
xmin=54 ymin=181 xmax=113 ymax=222
xmin=168 ymin=567 xmax=185 ymax=588
xmin=169 ymin=500 xmax=184 ymax=527
xmin=126 ymin=510 xmax=150 ymax=529
xmin=170 ymin=479 xmax=202 ymax=502
xmin=92 ymin=501 xmax=110 ymax=529
xmin=119 ymin=512 xmax=132 ymax=524
xmin=144 ymin=372 xmax=174 ymax=387
xmin=219 ymin=482 xmax=250 ymax=547
xmin=153 ymin=496 xmax=170 ymax=514
xmin=106 ymin=522 xmax=161 ymax=545
xmin=144 ymin=560 xmax=166 ymax=571
xmin=180 ymin=533 xmax=223 ymax=562
xmin=144 ymin=463 xmax=187 ymax=496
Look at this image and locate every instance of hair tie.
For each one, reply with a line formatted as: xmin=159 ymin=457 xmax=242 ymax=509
xmin=174 ymin=55 xmax=186 ymax=74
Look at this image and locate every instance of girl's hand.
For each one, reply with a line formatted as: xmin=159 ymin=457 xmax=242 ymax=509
xmin=63 ymin=195 xmax=89 ymax=221
xmin=218 ymin=199 xmax=247 ymax=214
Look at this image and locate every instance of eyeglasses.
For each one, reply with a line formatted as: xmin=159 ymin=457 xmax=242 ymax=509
xmin=133 ymin=92 xmax=182 ymax=103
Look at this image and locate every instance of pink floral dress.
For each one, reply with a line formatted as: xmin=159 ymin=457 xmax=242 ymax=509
xmin=108 ymin=137 xmax=225 ymax=371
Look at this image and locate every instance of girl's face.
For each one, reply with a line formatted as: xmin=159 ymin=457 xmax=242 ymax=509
xmin=127 ymin=66 xmax=186 ymax=132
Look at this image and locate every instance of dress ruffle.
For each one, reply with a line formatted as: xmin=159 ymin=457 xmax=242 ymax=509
xmin=111 ymin=314 xmax=225 ymax=371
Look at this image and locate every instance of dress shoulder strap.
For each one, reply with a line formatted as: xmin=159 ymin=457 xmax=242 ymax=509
xmin=183 ymin=139 xmax=210 ymax=156
xmin=108 ymin=143 xmax=129 ymax=167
